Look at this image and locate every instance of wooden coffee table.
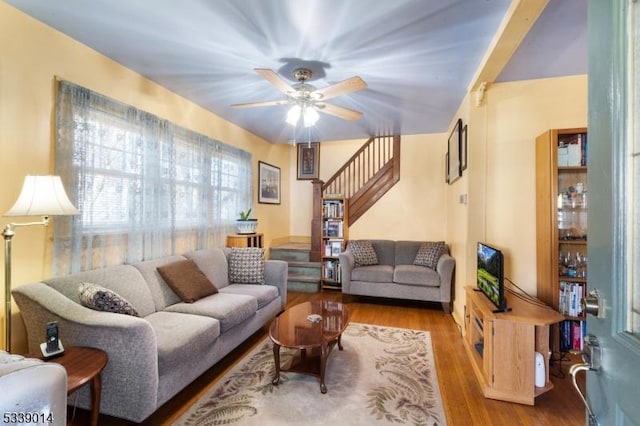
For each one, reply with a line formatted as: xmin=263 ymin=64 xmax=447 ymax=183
xmin=40 ymin=346 xmax=108 ymax=426
xmin=269 ymin=300 xmax=350 ymax=393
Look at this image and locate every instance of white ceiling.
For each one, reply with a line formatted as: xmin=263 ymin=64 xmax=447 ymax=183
xmin=5 ymin=0 xmax=586 ymax=144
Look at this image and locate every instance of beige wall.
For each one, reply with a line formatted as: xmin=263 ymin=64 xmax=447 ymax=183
xmin=289 ymin=134 xmax=448 ymax=240
xmin=450 ymin=75 xmax=588 ymax=326
xmin=0 ymin=3 xmax=290 ymax=351
xmin=484 ymin=75 xmax=587 ymax=289
xmin=444 ymin=94 xmax=472 ymax=325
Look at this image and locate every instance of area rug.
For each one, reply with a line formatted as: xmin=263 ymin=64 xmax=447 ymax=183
xmin=174 ymin=323 xmax=446 ymax=426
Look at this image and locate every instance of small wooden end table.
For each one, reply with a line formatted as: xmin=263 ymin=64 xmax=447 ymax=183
xmin=41 ymin=346 xmax=108 ymax=426
xmin=269 ymin=300 xmax=350 ymax=393
xmin=226 ymin=233 xmax=263 ymax=248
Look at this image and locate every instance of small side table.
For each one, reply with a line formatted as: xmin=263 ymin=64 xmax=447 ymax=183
xmin=227 ymin=233 xmax=263 ymax=248
xmin=43 ymin=346 xmax=108 ymax=426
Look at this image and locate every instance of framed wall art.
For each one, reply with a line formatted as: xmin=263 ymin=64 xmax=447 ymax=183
xmin=297 ymin=142 xmax=320 ymax=180
xmin=258 ymin=161 xmax=281 ymax=204
xmin=461 ymin=124 xmax=468 ymax=171
xmin=447 ymin=118 xmax=462 ymax=184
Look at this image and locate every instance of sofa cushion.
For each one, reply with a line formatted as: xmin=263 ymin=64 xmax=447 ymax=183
xmin=184 ymin=248 xmax=230 ymax=289
xmin=351 ymin=264 xmax=394 ymax=283
xmin=414 ymin=241 xmax=446 ymax=269
xmin=144 ymin=311 xmax=220 ymax=373
xmin=228 ymin=248 xmax=265 ymax=284
xmin=164 ymin=292 xmax=258 ymax=332
xmin=368 ymin=240 xmax=396 ymax=265
xmin=78 ymin=282 xmax=139 ymax=316
xmin=349 ymin=240 xmax=379 ymax=267
xmin=220 ymin=284 xmax=279 ymax=310
xmin=393 ymin=264 xmax=441 ymax=287
xmin=132 ymin=255 xmax=188 ymax=312
xmin=42 ymin=265 xmax=157 ymax=317
xmin=156 ymin=260 xmax=218 ymax=303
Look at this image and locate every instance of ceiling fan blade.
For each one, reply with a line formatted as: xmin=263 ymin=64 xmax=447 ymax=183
xmin=254 ymin=68 xmax=295 ymax=95
xmin=313 ymin=76 xmax=367 ymax=101
xmin=231 ymin=99 xmax=288 ymax=108
xmin=316 ymin=102 xmax=363 ymax=121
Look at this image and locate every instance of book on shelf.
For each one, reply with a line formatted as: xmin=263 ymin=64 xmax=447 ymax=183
xmin=323 ymin=200 xmax=344 ymax=218
xmin=323 ymin=239 xmax=343 ymax=257
xmin=323 ymin=259 xmax=342 ymax=282
xmin=558 ymin=281 xmax=585 ymax=317
xmin=331 ymin=240 xmax=342 ymax=256
xmin=560 ymin=319 xmax=586 ymax=352
xmin=323 ymin=220 xmax=343 ymax=237
xmin=558 ymin=133 xmax=587 ymax=167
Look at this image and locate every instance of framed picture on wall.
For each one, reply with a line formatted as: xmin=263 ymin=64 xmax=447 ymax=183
xmin=461 ymin=124 xmax=468 ymax=171
xmin=297 ymin=142 xmax=320 ymax=180
xmin=447 ymin=118 xmax=462 ymax=184
xmin=258 ymin=161 xmax=281 ymax=204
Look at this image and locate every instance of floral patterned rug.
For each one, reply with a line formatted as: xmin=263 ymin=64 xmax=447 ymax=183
xmin=175 ymin=323 xmax=446 ymax=425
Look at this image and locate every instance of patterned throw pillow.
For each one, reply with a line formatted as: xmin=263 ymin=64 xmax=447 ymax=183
xmin=228 ymin=247 xmax=265 ymax=284
xmin=78 ymin=282 xmax=139 ymax=316
xmin=349 ymin=240 xmax=379 ymax=267
xmin=414 ymin=241 xmax=446 ymax=269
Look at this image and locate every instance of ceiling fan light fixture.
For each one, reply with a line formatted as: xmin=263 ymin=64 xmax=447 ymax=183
xmin=234 ymin=67 xmax=367 ymax=128
xmin=286 ymin=104 xmax=301 ymax=126
xmin=303 ymin=106 xmax=319 ymax=127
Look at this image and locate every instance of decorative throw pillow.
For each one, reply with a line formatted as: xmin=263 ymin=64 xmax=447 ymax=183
xmin=157 ymin=259 xmax=218 ymax=303
xmin=228 ymin=247 xmax=265 ymax=284
xmin=349 ymin=240 xmax=379 ymax=267
xmin=78 ymin=282 xmax=139 ymax=316
xmin=414 ymin=241 xmax=446 ymax=269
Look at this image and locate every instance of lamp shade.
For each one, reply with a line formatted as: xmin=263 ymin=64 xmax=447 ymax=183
xmin=4 ymin=175 xmax=79 ymax=217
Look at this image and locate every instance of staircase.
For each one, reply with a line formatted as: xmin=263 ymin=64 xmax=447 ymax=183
xmin=310 ymin=135 xmax=401 ymax=261
xmin=269 ymin=242 xmax=320 ymax=293
xmin=323 ymin=134 xmax=401 ymax=224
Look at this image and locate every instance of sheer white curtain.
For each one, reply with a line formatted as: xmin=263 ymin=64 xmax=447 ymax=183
xmin=54 ymin=80 xmax=252 ymax=274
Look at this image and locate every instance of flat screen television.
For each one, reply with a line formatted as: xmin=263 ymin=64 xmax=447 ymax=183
xmin=476 ymin=242 xmax=508 ymax=312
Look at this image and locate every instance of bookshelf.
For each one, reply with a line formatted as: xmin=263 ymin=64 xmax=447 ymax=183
xmin=535 ymin=128 xmax=588 ymax=354
xmin=321 ymin=197 xmax=348 ymax=290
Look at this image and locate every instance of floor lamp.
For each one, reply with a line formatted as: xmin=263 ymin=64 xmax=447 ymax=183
xmin=2 ymin=175 xmax=78 ymax=352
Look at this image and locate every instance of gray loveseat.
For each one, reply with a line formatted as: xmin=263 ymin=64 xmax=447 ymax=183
xmin=12 ymin=247 xmax=287 ymax=423
xmin=339 ymin=240 xmax=454 ymax=312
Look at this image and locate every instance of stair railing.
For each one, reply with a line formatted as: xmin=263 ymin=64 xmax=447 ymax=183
xmin=310 ymin=135 xmax=400 ymax=261
xmin=322 ymin=135 xmax=399 ymax=199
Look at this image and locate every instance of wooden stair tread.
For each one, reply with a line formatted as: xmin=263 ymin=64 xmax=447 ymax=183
xmin=271 ymin=242 xmax=311 ymax=251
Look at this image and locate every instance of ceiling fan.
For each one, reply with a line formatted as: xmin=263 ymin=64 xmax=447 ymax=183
xmin=232 ymin=68 xmax=367 ymax=127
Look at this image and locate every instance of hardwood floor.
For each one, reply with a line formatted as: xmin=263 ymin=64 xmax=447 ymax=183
xmin=70 ymin=291 xmax=586 ymax=425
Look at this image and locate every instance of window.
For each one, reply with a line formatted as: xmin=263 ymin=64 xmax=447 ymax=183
xmin=54 ymin=81 xmax=251 ymax=273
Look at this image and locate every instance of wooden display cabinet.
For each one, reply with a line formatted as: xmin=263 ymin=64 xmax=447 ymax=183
xmin=464 ymin=287 xmax=564 ymax=405
xmin=536 ymin=128 xmax=588 ymax=353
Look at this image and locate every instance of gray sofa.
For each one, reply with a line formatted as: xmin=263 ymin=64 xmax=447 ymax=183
xmin=12 ymin=247 xmax=287 ymax=423
xmin=339 ymin=240 xmax=454 ymax=312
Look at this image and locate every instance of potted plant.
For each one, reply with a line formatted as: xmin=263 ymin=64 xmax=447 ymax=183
xmin=236 ymin=208 xmax=258 ymax=234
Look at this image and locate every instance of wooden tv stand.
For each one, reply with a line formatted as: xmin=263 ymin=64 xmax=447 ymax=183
xmin=464 ymin=286 xmax=564 ymax=405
